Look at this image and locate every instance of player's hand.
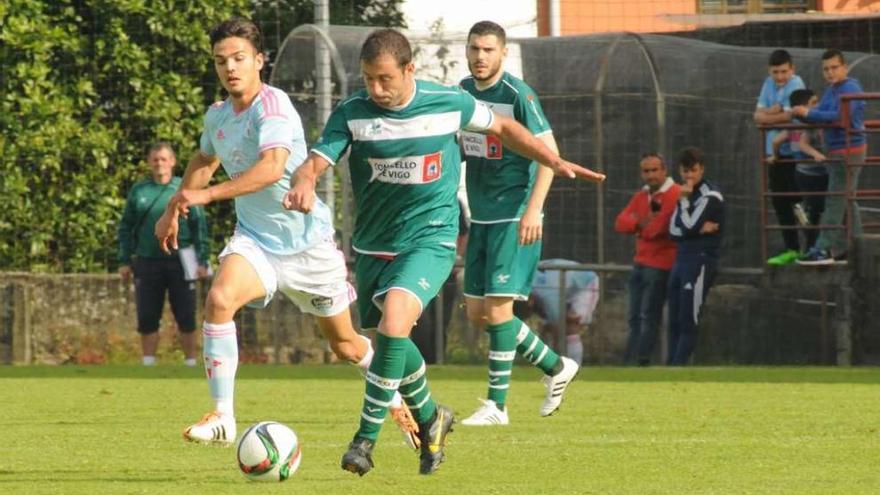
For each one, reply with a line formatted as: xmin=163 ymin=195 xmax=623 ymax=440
xmin=170 ymin=189 xmax=211 ymax=218
xmin=118 ymin=265 xmax=132 ymax=283
xmin=283 ymin=178 xmax=317 ymax=213
xmin=700 ymin=221 xmax=719 ymax=234
xmin=550 ymin=159 xmax=606 ymax=182
xmin=791 ymin=105 xmax=809 ymax=118
xmin=519 ymin=208 xmax=543 ymax=245
xmin=154 ymin=210 xmax=180 ymax=254
xmin=196 ymin=265 xmax=210 ymax=279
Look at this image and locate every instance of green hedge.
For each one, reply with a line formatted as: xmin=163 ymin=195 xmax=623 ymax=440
xmin=0 ymin=0 xmax=404 ymax=273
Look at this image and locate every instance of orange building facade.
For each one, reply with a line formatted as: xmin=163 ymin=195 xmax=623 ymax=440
xmin=537 ymin=0 xmax=880 ymax=35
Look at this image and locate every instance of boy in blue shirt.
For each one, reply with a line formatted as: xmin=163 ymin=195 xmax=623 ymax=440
xmin=754 ymin=49 xmax=805 ymax=265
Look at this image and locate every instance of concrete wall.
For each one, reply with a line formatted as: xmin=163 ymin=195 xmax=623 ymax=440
xmin=3 ymin=258 xmax=876 ymax=366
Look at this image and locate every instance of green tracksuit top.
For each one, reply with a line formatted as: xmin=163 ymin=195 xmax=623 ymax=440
xmin=117 ymin=176 xmax=209 ymax=265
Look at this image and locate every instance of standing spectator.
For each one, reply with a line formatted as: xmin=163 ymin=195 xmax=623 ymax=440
xmin=667 ymin=148 xmax=724 ymax=366
xmin=794 ymin=49 xmax=866 ymax=265
xmin=118 ymin=142 xmax=210 ymax=366
xmin=615 ymin=153 xmax=680 ymax=366
xmin=770 ymin=88 xmax=828 ymax=252
xmin=754 ymin=49 xmax=805 ymax=266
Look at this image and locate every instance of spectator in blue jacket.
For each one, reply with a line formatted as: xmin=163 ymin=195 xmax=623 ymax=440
xmin=667 ymin=148 xmax=724 ymax=365
xmin=793 ymin=49 xmax=866 ymax=265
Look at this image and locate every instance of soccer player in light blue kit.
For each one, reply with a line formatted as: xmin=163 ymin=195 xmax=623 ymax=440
xmin=284 ymin=29 xmax=604 ymax=476
xmin=154 ymin=18 xmax=417 ymax=448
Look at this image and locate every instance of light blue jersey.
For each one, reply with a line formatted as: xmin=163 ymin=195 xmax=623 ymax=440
xmin=200 ymin=84 xmax=334 ymax=254
xmin=756 ymin=75 xmax=805 ymax=156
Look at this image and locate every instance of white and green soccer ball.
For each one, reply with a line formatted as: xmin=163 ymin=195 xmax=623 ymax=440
xmin=236 ymin=421 xmax=302 ymax=482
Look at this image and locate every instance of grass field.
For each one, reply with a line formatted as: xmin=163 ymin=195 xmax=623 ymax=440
xmin=1 ymin=365 xmax=878 ymax=495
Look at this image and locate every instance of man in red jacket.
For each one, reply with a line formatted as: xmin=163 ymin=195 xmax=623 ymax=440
xmin=615 ymin=153 xmax=680 ymax=365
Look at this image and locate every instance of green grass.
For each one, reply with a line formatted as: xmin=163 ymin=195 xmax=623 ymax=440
xmin=1 ymin=365 xmax=878 ymax=494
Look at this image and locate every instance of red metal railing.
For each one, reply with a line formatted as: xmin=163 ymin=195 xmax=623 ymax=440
xmin=759 ymin=92 xmax=880 ymax=262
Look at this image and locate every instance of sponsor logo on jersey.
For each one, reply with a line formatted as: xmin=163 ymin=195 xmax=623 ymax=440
xmin=367 ymin=152 xmax=443 ymax=184
xmin=216 ymin=129 xmax=225 ymax=140
xmin=461 ymin=131 xmax=502 ymax=160
xmin=418 ymin=278 xmax=431 ymax=290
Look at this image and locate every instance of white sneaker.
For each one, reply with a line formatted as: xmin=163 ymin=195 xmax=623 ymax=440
xmin=183 ymin=411 xmax=236 ymax=445
xmin=540 ymin=356 xmax=579 ymax=417
xmin=461 ymin=398 xmax=509 ymax=426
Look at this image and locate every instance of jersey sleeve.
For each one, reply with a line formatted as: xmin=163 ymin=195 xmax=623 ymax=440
xmin=199 ymin=108 xmax=217 ymax=157
xmin=256 ymin=94 xmax=297 ymax=155
xmin=311 ymin=104 xmax=351 ymax=166
xmin=515 ymin=88 xmax=552 ymax=136
xmin=456 ymin=89 xmax=494 ymax=132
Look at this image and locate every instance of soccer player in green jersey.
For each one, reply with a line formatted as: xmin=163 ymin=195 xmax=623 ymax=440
xmin=284 ymin=29 xmax=604 ymax=476
xmin=459 ymin=21 xmax=584 ymax=426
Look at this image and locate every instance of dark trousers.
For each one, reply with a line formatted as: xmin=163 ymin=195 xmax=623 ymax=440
xmin=624 ymin=264 xmax=670 ymax=365
xmin=795 ymin=171 xmax=829 ymax=251
xmin=133 ymin=257 xmax=196 ymax=334
xmin=768 ymin=160 xmax=801 ymax=252
xmin=666 ymin=255 xmax=717 ymax=366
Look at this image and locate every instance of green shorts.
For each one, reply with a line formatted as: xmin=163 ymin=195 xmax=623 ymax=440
xmin=463 ymin=221 xmax=541 ymax=301
xmin=354 ymin=244 xmax=456 ymax=330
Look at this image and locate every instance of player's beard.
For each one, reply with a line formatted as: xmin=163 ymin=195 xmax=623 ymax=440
xmin=470 ymin=59 xmax=502 ymax=82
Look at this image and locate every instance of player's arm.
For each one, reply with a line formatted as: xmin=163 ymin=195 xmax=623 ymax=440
xmin=519 ymin=133 xmax=558 ymax=245
xmin=485 ymin=113 xmax=605 ymax=183
xmin=283 ymin=153 xmax=333 ymax=214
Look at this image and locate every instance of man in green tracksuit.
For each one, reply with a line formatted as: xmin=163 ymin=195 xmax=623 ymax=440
xmin=118 ymin=142 xmax=210 ymax=366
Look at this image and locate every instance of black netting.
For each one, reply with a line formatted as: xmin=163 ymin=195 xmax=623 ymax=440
xmin=271 ymin=27 xmax=880 ymax=269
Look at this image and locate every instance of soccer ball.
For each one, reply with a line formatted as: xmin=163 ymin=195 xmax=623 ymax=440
xmin=236 ymin=421 xmax=302 ymax=482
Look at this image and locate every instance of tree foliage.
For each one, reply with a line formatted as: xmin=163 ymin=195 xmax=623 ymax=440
xmin=0 ymin=0 xmax=403 ymax=272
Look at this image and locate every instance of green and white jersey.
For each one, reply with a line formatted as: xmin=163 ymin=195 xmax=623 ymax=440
xmin=460 ymin=72 xmax=552 ymax=223
xmin=312 ymin=79 xmax=494 ymax=256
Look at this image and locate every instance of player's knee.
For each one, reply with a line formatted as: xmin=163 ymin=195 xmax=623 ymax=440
xmin=465 ymin=306 xmax=486 ymax=326
xmin=205 ymin=286 xmax=237 ymax=316
xmin=330 ymin=339 xmax=360 ymax=363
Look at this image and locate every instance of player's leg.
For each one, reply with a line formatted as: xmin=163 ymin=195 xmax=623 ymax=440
xmin=311 ymin=306 xmax=421 ymax=451
xmin=184 ymin=235 xmax=271 ymax=445
xmin=167 ymin=260 xmax=199 ymax=366
xmin=342 ymin=245 xmax=455 ymax=475
xmin=133 ymin=258 xmax=165 ymax=366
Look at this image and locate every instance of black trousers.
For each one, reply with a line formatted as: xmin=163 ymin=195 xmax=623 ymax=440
xmin=768 ymin=160 xmax=802 ymax=252
xmin=133 ymin=257 xmax=197 ymax=334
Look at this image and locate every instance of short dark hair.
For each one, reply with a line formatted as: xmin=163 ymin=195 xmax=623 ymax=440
xmin=468 ymin=21 xmax=506 ymax=45
xmin=148 ymin=142 xmax=175 ymax=158
xmin=641 ymin=152 xmax=666 ymax=167
xmin=789 ymin=88 xmax=815 ymax=108
xmin=360 ymin=28 xmax=412 ymax=67
xmin=678 ymin=147 xmax=704 ymax=170
xmin=822 ymin=49 xmax=845 ymax=64
xmin=768 ymin=49 xmax=793 ymax=67
xmin=210 ymin=17 xmax=263 ymax=53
